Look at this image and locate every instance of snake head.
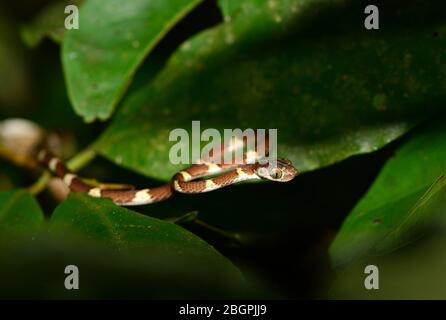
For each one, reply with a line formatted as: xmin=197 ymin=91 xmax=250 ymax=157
xmin=255 ymin=158 xmax=299 ymax=182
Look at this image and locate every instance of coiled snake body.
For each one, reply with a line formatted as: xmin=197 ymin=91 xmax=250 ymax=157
xmin=38 ymin=147 xmax=298 ymax=206
xmin=0 ymin=118 xmax=298 ymax=206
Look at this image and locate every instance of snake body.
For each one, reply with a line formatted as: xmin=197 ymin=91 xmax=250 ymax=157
xmin=38 ymin=146 xmax=298 ymax=206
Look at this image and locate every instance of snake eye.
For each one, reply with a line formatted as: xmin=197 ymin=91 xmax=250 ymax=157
xmin=270 ymin=168 xmax=283 ymax=180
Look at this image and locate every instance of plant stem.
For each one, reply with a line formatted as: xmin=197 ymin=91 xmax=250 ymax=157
xmin=194 ymin=218 xmax=243 ymax=243
xmin=168 ymin=210 xmax=199 ymax=224
xmin=66 ymin=147 xmax=97 ymax=171
xmin=27 ymin=171 xmax=51 ymax=195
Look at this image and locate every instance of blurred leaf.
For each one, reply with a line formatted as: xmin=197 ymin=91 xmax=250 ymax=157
xmin=0 ymin=230 xmax=252 ymax=298
xmin=0 ymin=10 xmax=30 ymax=112
xmin=0 ymin=189 xmax=44 ymax=234
xmin=0 ymin=172 xmax=14 ymax=190
xmin=51 ymin=193 xmax=234 ymax=254
xmin=95 ymin=0 xmax=446 ymax=181
xmin=0 ymin=192 xmax=252 ymax=298
xmin=330 ymin=118 xmax=446 ymax=266
xmin=20 ymin=0 xmax=84 ymax=48
xmin=48 ymin=193 xmax=247 ymax=295
xmin=62 ymin=0 xmax=205 ymax=122
xmin=330 ymin=231 xmax=446 ymax=299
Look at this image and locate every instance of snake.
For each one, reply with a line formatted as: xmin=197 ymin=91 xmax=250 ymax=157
xmin=37 ymin=143 xmax=298 ymax=206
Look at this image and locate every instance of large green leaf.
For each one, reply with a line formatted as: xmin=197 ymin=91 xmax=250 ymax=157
xmin=44 ymin=193 xmax=248 ymax=298
xmin=0 ymin=189 xmax=44 ymax=234
xmin=62 ymin=0 xmax=204 ymax=122
xmin=330 ymin=231 xmax=446 ymax=299
xmin=95 ymin=0 xmax=446 ymax=181
xmin=51 ymin=192 xmax=236 ymax=254
xmin=0 ymin=230 xmax=251 ymax=298
xmin=330 ymin=118 xmax=446 ymax=266
xmin=0 ymin=192 xmax=253 ymax=298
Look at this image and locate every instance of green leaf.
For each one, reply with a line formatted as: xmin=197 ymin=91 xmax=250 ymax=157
xmin=0 ymin=189 xmax=44 ymax=234
xmin=51 ymin=193 xmax=231 ymax=253
xmin=47 ymin=193 xmax=247 ymax=297
xmin=0 ymin=193 xmax=254 ymax=298
xmin=20 ymin=0 xmax=83 ymax=48
xmin=330 ymin=119 xmax=446 ymax=266
xmin=95 ymin=0 xmax=446 ymax=181
xmin=330 ymin=232 xmax=446 ymax=299
xmin=62 ymin=0 xmax=205 ymax=122
xmin=0 ymin=230 xmax=251 ymax=298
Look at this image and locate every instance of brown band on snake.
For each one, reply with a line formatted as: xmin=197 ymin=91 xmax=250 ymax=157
xmin=172 ymin=163 xmax=262 ymax=193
